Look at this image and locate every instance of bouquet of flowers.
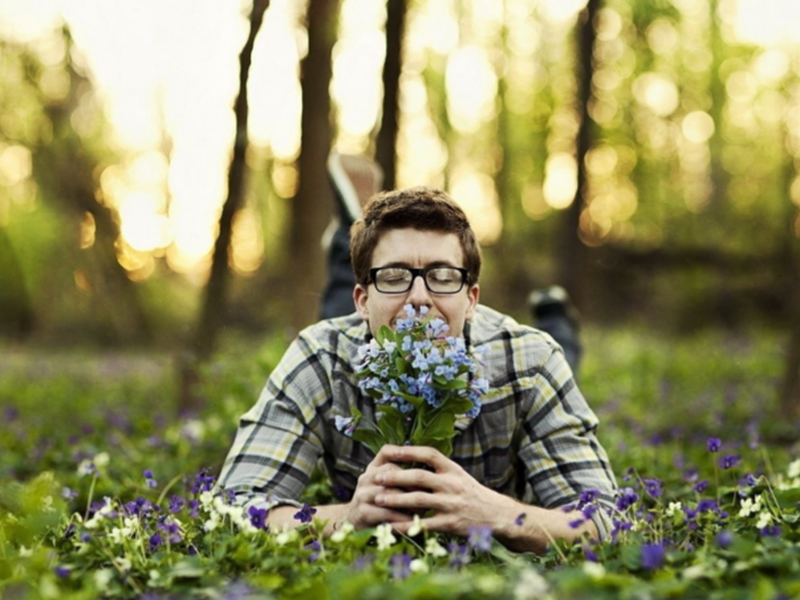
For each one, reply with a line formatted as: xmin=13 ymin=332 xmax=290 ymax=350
xmin=336 ymin=304 xmax=489 ymax=457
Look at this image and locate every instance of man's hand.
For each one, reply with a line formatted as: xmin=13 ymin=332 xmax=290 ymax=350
xmin=369 ymin=445 xmax=599 ymax=553
xmin=370 ymin=444 xmax=514 ymax=538
xmin=343 ymin=445 xmax=415 ymax=530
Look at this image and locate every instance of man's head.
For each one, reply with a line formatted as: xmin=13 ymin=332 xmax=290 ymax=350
xmin=350 ymin=187 xmax=482 ymax=337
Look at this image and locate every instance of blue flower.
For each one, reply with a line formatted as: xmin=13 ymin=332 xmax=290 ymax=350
xmin=759 ymin=525 xmax=781 ymax=538
xmin=693 ymin=480 xmax=708 ymax=493
xmin=515 ymin=513 xmax=527 ymax=526
xmin=334 ymin=415 xmax=356 ymax=437
xmin=697 ymin=499 xmax=717 ymax=514
xmin=448 ymin=542 xmax=471 ymax=569
xmin=148 ymin=532 xmax=163 ymax=552
xmin=467 ymin=525 xmax=493 ymax=552
xmin=640 ymin=542 xmax=665 ymax=571
xmin=707 ymin=438 xmax=722 ymax=452
xmin=390 ymin=553 xmax=413 ymax=580
xmin=307 ymin=540 xmax=322 ymax=562
xmin=715 ymin=530 xmax=733 ymax=548
xmin=54 ymin=566 xmax=70 ymax=578
xmin=294 ymin=503 xmax=317 ymax=524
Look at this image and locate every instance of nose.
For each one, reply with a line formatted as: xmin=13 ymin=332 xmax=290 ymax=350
xmin=405 ymin=272 xmax=433 ymax=309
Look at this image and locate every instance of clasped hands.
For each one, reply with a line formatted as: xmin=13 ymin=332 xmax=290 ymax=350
xmin=344 ymin=444 xmax=513 ymax=538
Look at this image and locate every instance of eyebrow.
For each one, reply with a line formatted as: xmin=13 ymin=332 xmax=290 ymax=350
xmin=376 ymin=261 xmax=460 ymax=269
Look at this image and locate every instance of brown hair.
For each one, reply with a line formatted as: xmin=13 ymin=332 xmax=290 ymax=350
xmin=349 ymin=186 xmax=482 ymax=286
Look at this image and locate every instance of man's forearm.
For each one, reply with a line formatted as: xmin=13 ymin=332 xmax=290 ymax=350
xmin=267 ymin=504 xmax=350 ymax=536
xmin=491 ymin=500 xmax=598 ymax=554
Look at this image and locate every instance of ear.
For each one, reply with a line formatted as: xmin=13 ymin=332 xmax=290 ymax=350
xmin=465 ymin=284 xmax=480 ymax=321
xmin=353 ymin=284 xmax=370 ymax=321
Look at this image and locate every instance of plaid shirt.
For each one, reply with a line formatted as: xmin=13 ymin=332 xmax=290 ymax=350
xmin=218 ymin=305 xmax=617 ymax=537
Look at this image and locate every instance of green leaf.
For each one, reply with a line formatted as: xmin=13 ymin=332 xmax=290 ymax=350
xmin=376 ymin=325 xmax=395 ymax=345
xmin=351 ymin=429 xmax=384 ymax=455
xmin=376 ymin=405 xmax=406 ymax=446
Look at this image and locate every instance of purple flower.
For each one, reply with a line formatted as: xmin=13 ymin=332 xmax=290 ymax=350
xmin=191 ymin=468 xmax=216 ymax=494
xmin=582 ymin=504 xmax=598 ymax=519
xmin=515 ymin=513 xmax=527 ymax=526
xmin=54 ymin=566 xmax=70 ymax=578
xmin=643 ymin=479 xmax=662 ymax=498
xmin=569 ymin=518 xmax=585 ymax=529
xmin=148 ymin=533 xmax=163 ymax=552
xmin=80 ymin=533 xmax=91 ymax=543
xmin=579 ymin=489 xmax=600 ymax=505
xmin=467 ymin=525 xmax=492 ymax=552
xmin=390 ymin=553 xmax=413 ymax=580
xmin=616 ymin=487 xmax=639 ymax=511
xmin=188 ymin=500 xmax=199 ymax=518
xmin=583 ymin=546 xmax=599 ymax=562
xmin=143 ymin=469 xmax=154 ymax=479
xmin=640 ymin=542 xmax=665 ymax=571
xmin=693 ymin=480 xmax=709 ymax=493
xmin=169 ymin=495 xmax=185 ymax=514
xmin=759 ymin=525 xmax=781 ymax=538
xmin=248 ymin=506 xmax=269 ymax=531
xmin=743 ymin=473 xmax=758 ymax=487
xmin=61 ymin=487 xmax=78 ymax=501
xmin=294 ymin=503 xmax=317 ymax=524
xmin=448 ymin=542 xmax=471 ymax=569
xmin=715 ymin=530 xmax=733 ymax=548
xmin=697 ymin=499 xmax=717 ymax=514
xmin=158 ymin=518 xmax=182 ymax=544
xmin=307 ymin=540 xmax=322 ymax=563
xmin=707 ymin=438 xmax=722 ymax=452
xmin=720 ymin=455 xmax=740 ymax=470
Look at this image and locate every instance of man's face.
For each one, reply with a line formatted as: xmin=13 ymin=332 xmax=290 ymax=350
xmin=353 ymin=228 xmax=480 ymax=337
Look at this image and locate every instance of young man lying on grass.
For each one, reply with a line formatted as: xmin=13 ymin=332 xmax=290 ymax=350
xmin=218 ymin=187 xmax=617 ymax=553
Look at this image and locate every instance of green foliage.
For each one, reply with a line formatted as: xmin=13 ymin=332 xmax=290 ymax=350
xmin=2 ymin=326 xmax=800 ymax=598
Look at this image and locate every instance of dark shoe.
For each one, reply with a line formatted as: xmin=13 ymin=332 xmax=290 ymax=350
xmin=528 ymin=285 xmax=580 ymax=329
xmin=327 ymin=151 xmax=384 ymax=223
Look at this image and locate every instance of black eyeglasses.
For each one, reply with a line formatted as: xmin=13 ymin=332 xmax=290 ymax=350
xmin=369 ymin=266 xmax=469 ymax=294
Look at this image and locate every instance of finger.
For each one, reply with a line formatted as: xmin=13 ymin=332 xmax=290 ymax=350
xmin=361 ymin=508 xmax=414 ymax=527
xmin=375 ymin=489 xmax=443 ymax=512
xmin=382 ymin=445 xmax=453 ymax=471
xmin=377 ymin=468 xmax=442 ymax=492
xmin=369 ymin=444 xmax=407 ymax=467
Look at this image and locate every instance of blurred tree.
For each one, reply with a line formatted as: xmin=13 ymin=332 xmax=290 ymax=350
xmin=375 ymin=0 xmax=407 ymax=191
xmin=180 ymin=0 xmax=271 ymax=409
xmin=558 ymin=0 xmax=601 ymax=306
xmin=286 ymin=0 xmax=341 ymax=331
xmin=2 ymin=33 xmax=151 ymax=344
xmin=0 ymin=228 xmax=34 ymax=338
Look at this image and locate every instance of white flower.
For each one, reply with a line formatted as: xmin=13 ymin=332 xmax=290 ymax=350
xmin=275 ymin=527 xmax=299 ymax=546
xmin=407 ymin=514 xmax=423 ymax=537
xmin=755 ymin=511 xmax=773 ymax=529
xmin=203 ymin=513 xmax=221 ymax=532
xmin=374 ymin=523 xmax=396 ymax=550
xmin=94 ymin=569 xmax=114 ymax=591
xmin=582 ymin=561 xmax=606 ymax=580
xmin=113 ymin=556 xmax=131 ymax=572
xmin=18 ymin=546 xmax=32 ymax=557
xmin=683 ymin=564 xmax=706 ymax=580
xmin=108 ymin=527 xmax=125 ymax=545
xmin=93 ymin=452 xmax=109 ymax=468
xmin=513 ymin=567 xmax=549 ymax=600
xmin=77 ymin=459 xmax=96 ymax=477
xmin=409 ymin=559 xmax=429 ymax=574
xmin=788 ymin=459 xmax=800 ymax=479
xmin=665 ymin=501 xmax=682 ymax=517
xmin=330 ymin=521 xmax=354 ymax=543
xmin=738 ymin=494 xmax=763 ymax=518
xmin=424 ymin=537 xmax=448 ymax=558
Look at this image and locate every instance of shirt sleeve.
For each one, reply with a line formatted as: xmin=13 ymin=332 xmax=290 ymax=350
xmin=516 ymin=342 xmax=617 ymax=539
xmin=216 ymin=332 xmax=332 ymax=511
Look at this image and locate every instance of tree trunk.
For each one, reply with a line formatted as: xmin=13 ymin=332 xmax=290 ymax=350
xmin=286 ymin=0 xmax=341 ymax=332
xmin=179 ymin=0 xmax=271 ymax=409
xmin=0 ymin=228 xmax=35 ymax=339
xmin=557 ymin=0 xmax=600 ymax=307
xmin=375 ymin=0 xmax=406 ymax=191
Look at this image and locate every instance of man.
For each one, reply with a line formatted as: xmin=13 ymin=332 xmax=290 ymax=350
xmin=218 ymin=187 xmax=616 ymax=553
